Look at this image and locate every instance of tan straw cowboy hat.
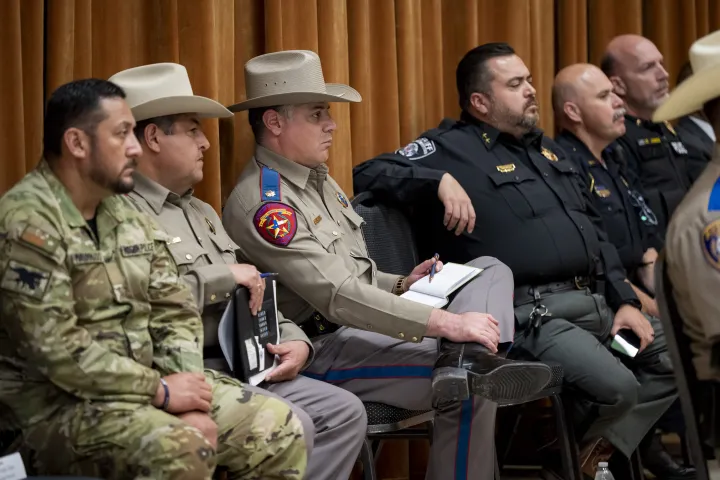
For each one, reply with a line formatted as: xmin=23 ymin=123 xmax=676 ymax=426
xmin=228 ymin=50 xmax=362 ymax=112
xmin=654 ymin=30 xmax=720 ymax=122
xmin=109 ymin=63 xmax=232 ymax=121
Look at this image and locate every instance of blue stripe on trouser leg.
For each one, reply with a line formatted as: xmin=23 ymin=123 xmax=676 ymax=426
xmin=455 ymin=398 xmax=473 ymax=480
xmin=301 ymin=365 xmax=433 ymax=382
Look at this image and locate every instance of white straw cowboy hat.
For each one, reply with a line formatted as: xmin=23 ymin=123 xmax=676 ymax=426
xmin=653 ymin=30 xmax=720 ymax=122
xmin=109 ymin=63 xmax=232 ymax=121
xmin=228 ymin=50 xmax=362 ymax=112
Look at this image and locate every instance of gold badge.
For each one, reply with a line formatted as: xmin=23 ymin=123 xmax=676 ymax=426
xmin=205 ymin=218 xmax=216 ymax=235
xmin=496 ymin=163 xmax=516 ymax=173
xmin=313 ymin=216 xmax=322 ymax=225
xmin=541 ymin=147 xmax=558 ymax=162
xmin=482 ymin=133 xmax=491 ymax=144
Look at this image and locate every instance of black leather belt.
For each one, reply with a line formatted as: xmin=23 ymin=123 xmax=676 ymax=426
xmin=298 ymin=311 xmax=339 ymax=338
xmin=514 ymin=276 xmax=590 ymax=307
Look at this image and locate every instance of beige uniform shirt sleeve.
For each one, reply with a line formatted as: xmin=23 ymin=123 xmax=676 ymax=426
xmin=224 ymin=198 xmax=433 ymax=343
xmin=667 ymin=213 xmax=720 ymax=341
xmin=376 ymin=271 xmax=402 ymax=292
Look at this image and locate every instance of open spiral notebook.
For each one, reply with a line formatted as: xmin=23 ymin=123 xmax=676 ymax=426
xmin=400 ymin=263 xmax=484 ymax=308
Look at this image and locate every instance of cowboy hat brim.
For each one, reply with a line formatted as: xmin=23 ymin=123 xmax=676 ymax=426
xmin=653 ymin=64 xmax=720 ymax=122
xmin=227 ymin=83 xmax=362 ymax=112
xmin=131 ymin=95 xmax=233 ymax=122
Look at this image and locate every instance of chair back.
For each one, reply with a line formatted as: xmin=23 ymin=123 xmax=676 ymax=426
xmin=655 ymin=252 xmax=712 ymax=479
xmin=351 ymin=191 xmax=419 ymax=275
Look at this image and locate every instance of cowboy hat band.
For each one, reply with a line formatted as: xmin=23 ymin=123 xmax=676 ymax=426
xmin=653 ymin=30 xmax=720 ymax=122
xmin=109 ymin=63 xmax=232 ymax=121
xmin=228 ymin=50 xmax=362 ymax=112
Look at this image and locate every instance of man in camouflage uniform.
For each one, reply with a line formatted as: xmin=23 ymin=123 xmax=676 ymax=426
xmin=110 ymin=62 xmax=367 ymax=480
xmin=0 ymin=78 xmax=308 ymax=479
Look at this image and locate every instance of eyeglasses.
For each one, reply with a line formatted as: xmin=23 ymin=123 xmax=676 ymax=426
xmin=626 ymin=189 xmax=658 ymax=226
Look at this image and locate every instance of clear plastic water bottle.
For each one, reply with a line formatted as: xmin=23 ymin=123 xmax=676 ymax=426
xmin=594 ymin=461 xmax=615 ymax=480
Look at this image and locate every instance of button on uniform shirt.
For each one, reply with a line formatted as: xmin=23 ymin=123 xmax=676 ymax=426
xmin=616 ymin=115 xmax=694 ymax=232
xmin=353 ymin=114 xmax=638 ymax=311
xmin=666 ymin=146 xmax=720 ymax=381
xmin=557 ymin=131 xmax=663 ymax=273
xmin=128 ymin=173 xmax=311 ymax=356
xmin=222 ymin=145 xmax=434 ymax=344
xmin=0 ymin=161 xmax=203 ymax=428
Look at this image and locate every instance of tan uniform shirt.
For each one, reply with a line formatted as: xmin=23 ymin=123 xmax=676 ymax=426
xmin=222 ymin=146 xmax=434 ymax=343
xmin=666 ymin=146 xmax=720 ymax=381
xmin=128 ymin=173 xmax=311 ymax=353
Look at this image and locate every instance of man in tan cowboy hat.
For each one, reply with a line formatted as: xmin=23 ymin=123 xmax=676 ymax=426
xmin=109 ymin=62 xmax=368 ymax=480
xmin=654 ymin=30 xmax=720 ymax=432
xmin=221 ymin=49 xmax=553 ymax=480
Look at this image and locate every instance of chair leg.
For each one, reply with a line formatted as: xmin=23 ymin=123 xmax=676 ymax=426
xmin=629 ymin=448 xmax=644 ymax=480
xmin=359 ymin=437 xmax=377 ymax=480
xmin=551 ymin=394 xmax=583 ymax=480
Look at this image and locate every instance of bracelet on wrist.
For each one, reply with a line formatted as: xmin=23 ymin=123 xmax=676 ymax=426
xmin=159 ymin=378 xmax=170 ymax=411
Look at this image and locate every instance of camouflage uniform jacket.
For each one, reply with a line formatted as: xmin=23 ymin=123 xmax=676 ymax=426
xmin=0 ymin=161 xmax=204 ymax=429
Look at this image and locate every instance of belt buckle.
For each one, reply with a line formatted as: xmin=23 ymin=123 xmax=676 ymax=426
xmin=574 ymin=276 xmax=588 ymax=289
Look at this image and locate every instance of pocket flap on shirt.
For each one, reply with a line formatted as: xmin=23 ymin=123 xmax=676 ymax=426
xmin=167 ymin=240 xmax=208 ymax=266
xmin=488 ymin=168 xmax=536 ymax=187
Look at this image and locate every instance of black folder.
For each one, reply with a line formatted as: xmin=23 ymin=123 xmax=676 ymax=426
xmin=229 ymin=280 xmax=279 ymax=384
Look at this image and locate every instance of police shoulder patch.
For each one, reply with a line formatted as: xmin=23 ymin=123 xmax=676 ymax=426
xmin=396 ymin=137 xmax=437 ymax=160
xmin=253 ymin=202 xmax=298 ymax=247
xmin=702 ymin=219 xmax=720 ymax=271
xmin=1 ymin=260 xmax=52 ymax=299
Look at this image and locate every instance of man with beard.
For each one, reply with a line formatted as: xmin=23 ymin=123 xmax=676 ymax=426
xmin=602 ymin=35 xmax=696 ymax=233
xmin=553 ymin=64 xmax=696 ymax=480
xmin=353 ymin=42 xmax=679 ymax=476
xmin=0 ymin=78 xmax=308 ymax=478
xmin=112 ymin=62 xmax=368 ymax=480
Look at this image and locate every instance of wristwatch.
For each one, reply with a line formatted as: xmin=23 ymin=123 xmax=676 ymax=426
xmin=392 ymin=276 xmax=407 ymax=295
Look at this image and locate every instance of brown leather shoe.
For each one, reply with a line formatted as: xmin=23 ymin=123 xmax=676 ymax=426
xmin=580 ymin=437 xmax=615 ymax=478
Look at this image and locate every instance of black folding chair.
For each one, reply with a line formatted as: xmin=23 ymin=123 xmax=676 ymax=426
xmin=655 ymin=251 xmax=719 ymax=480
xmin=351 ymin=191 xmax=579 ymax=480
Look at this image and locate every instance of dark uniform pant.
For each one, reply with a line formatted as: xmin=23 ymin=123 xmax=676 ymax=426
xmin=511 ymin=288 xmax=678 ymax=457
xmin=302 ymin=256 xmax=516 ymax=480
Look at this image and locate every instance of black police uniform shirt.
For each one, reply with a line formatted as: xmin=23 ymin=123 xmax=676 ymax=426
xmin=556 ymin=131 xmax=663 ymax=274
xmin=675 ymin=115 xmax=714 ymax=182
xmin=353 ymin=112 xmax=638 ymax=311
xmin=615 ymin=115 xmax=694 ymax=232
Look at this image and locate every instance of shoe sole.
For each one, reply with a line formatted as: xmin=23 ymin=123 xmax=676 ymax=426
xmin=432 ymin=363 xmax=552 ymax=406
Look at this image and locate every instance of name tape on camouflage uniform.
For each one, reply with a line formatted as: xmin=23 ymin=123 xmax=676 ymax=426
xmin=254 ymin=202 xmax=298 ymax=247
xmin=703 ymin=219 xmax=720 ymax=271
xmin=396 ymin=137 xmax=436 ymax=160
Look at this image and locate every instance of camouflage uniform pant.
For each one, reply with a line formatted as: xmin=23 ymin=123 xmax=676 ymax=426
xmin=19 ymin=369 xmax=307 ymax=480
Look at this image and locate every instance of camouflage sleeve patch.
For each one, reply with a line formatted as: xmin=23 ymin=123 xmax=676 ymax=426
xmin=702 ymin=219 xmax=720 ymax=271
xmin=395 ymin=137 xmax=437 ymax=160
xmin=253 ymin=202 xmax=298 ymax=247
xmin=1 ymin=260 xmax=52 ymax=299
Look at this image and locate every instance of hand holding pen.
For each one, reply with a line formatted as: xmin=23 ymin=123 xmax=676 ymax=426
xmin=405 ymin=254 xmax=443 ymax=290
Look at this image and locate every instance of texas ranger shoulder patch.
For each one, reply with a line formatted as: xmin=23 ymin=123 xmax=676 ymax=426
xmin=396 ymin=137 xmax=436 ymax=160
xmin=1 ymin=260 xmax=51 ymax=299
xmin=254 ymin=202 xmax=298 ymax=247
xmin=702 ymin=219 xmax=720 ymax=271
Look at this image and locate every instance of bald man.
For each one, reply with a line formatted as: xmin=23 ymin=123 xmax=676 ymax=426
xmin=602 ymin=34 xmax=694 ymax=234
xmin=553 ymin=64 xmax=697 ymax=480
